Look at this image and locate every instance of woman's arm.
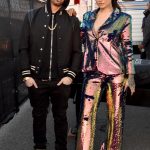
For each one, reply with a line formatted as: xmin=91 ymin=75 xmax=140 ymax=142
xmin=121 ymin=15 xmax=135 ymax=95
xmin=121 ymin=15 xmax=135 ymax=75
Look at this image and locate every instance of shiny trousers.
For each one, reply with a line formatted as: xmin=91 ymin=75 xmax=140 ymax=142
xmin=76 ymin=72 xmax=126 ymax=150
xmin=28 ymin=79 xmax=71 ymax=150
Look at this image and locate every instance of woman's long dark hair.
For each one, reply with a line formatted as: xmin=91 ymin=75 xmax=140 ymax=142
xmin=112 ymin=0 xmax=121 ymax=11
xmin=62 ymin=0 xmax=70 ymax=8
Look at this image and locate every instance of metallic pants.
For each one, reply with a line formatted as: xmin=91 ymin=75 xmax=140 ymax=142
xmin=76 ymin=72 xmax=126 ymax=150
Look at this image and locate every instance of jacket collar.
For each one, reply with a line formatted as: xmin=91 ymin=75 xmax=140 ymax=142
xmin=45 ymin=3 xmax=48 ymax=13
xmin=90 ymin=8 xmax=120 ymax=29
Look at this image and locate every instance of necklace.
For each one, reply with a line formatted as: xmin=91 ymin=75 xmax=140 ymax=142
xmin=48 ymin=23 xmax=57 ymax=31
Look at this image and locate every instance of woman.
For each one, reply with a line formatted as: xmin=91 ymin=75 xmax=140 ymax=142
xmin=76 ymin=0 xmax=135 ymax=150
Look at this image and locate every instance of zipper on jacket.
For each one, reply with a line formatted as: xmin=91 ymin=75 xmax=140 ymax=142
xmin=49 ymin=14 xmax=54 ymax=80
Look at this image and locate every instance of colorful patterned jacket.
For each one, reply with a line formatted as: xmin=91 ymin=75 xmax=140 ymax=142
xmin=81 ymin=8 xmax=135 ymax=75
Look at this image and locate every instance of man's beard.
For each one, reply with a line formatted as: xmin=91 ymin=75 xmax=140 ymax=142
xmin=52 ymin=0 xmax=64 ymax=7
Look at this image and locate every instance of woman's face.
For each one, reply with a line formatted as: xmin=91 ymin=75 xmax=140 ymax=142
xmin=96 ymin=0 xmax=112 ymax=9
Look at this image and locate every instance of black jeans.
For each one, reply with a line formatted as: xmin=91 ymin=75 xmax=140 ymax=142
xmin=28 ymin=79 xmax=71 ymax=150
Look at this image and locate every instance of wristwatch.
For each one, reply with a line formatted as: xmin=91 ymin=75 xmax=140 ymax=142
xmin=23 ymin=77 xmax=30 ymax=82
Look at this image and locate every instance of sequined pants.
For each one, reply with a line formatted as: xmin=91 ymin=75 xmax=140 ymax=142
xmin=76 ymin=72 xmax=126 ymax=150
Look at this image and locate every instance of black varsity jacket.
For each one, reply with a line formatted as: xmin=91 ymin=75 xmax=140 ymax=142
xmin=19 ymin=4 xmax=82 ymax=80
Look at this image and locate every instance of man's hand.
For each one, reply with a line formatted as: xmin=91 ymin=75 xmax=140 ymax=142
xmin=57 ymin=77 xmax=73 ymax=86
xmin=23 ymin=77 xmax=38 ymax=88
xmin=67 ymin=8 xmax=77 ymax=16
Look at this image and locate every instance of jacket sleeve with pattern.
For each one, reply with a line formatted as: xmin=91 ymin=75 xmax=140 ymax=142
xmin=121 ymin=15 xmax=135 ymax=75
xmin=19 ymin=13 xmax=31 ymax=78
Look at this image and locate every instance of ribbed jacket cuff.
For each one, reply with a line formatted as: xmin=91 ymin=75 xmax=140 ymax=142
xmin=66 ymin=70 xmax=76 ymax=80
xmin=22 ymin=70 xmax=31 ymax=78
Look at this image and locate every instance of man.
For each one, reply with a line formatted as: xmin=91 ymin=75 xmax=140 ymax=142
xmin=139 ymin=1 xmax=150 ymax=59
xmin=19 ymin=0 xmax=81 ymax=149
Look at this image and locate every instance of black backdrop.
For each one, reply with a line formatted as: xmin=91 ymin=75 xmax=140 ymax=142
xmin=0 ymin=0 xmax=44 ymax=125
xmin=127 ymin=59 xmax=150 ymax=107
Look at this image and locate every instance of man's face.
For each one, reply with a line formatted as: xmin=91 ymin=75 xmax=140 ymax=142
xmin=50 ymin=0 xmax=64 ymax=7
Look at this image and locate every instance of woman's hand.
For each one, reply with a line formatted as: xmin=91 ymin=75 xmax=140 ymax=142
xmin=57 ymin=77 xmax=73 ymax=86
xmin=124 ymin=74 xmax=135 ymax=95
xmin=23 ymin=77 xmax=38 ymax=88
xmin=67 ymin=8 xmax=77 ymax=16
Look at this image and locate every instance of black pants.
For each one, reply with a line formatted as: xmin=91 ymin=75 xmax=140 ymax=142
xmin=28 ymin=79 xmax=71 ymax=150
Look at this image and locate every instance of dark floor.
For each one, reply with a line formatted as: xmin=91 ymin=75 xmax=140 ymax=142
xmin=0 ymin=100 xmax=150 ymax=150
